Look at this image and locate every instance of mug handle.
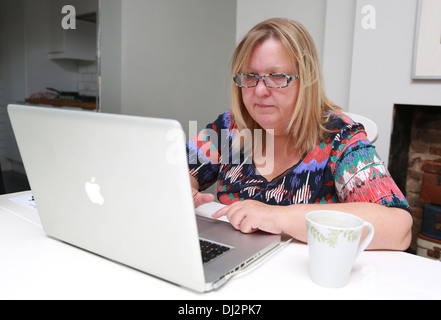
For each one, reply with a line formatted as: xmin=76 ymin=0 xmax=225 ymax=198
xmin=354 ymin=222 xmax=374 ymax=259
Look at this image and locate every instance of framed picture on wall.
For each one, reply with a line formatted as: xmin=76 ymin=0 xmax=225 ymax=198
xmin=412 ymin=0 xmax=441 ymax=79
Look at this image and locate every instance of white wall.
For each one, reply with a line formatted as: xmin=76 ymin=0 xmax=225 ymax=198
xmin=236 ymin=0 xmax=326 ymax=62
xmin=99 ymin=0 xmax=122 ymax=115
xmin=322 ymin=0 xmax=356 ymax=110
xmin=349 ymin=0 xmax=441 ymax=162
xmin=100 ymin=0 xmax=237 ymax=139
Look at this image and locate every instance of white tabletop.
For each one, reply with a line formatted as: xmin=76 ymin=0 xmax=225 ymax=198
xmin=1 ymin=191 xmax=440 ymax=300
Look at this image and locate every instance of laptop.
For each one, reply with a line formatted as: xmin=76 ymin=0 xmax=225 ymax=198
xmin=8 ymin=104 xmax=281 ymax=292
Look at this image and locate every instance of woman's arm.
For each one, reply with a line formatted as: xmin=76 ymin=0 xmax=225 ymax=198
xmin=213 ymin=200 xmax=412 ymax=251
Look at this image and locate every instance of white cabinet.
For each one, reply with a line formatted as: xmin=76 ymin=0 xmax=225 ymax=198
xmin=48 ymin=0 xmax=97 ymax=61
xmin=48 ymin=19 xmax=97 ymax=61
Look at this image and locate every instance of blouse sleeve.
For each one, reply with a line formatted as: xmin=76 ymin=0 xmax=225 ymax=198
xmin=333 ymin=130 xmax=411 ymax=213
xmin=186 ymin=111 xmax=231 ymax=191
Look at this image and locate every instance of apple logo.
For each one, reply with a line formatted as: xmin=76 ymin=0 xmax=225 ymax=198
xmin=84 ymin=177 xmax=104 ymax=206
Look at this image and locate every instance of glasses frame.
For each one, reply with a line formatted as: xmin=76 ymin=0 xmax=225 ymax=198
xmin=233 ymin=73 xmax=299 ymax=89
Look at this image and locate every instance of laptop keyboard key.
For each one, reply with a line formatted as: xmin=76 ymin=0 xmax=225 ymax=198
xmin=199 ymin=239 xmax=231 ymax=264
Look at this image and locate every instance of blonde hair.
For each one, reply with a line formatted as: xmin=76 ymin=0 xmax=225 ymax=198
xmin=231 ymin=18 xmax=339 ymax=156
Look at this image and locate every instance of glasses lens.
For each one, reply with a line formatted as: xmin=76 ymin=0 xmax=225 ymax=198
xmin=265 ymin=74 xmax=288 ymax=88
xmin=234 ymin=74 xmax=257 ymax=87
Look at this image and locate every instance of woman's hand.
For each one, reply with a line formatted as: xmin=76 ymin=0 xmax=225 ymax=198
xmin=190 ymin=175 xmax=215 ymax=208
xmin=192 ymin=187 xmax=215 ymax=208
xmin=212 ymin=200 xmax=283 ymax=234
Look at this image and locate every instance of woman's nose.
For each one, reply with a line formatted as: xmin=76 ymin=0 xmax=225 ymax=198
xmin=254 ymin=79 xmax=271 ymax=97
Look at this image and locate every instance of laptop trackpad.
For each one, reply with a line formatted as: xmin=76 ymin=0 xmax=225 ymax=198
xmin=197 ymin=216 xmax=234 ymax=238
xmin=196 ymin=216 xmax=278 ymax=249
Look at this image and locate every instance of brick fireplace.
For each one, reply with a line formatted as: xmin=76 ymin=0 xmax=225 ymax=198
xmin=388 ymin=104 xmax=441 ymax=250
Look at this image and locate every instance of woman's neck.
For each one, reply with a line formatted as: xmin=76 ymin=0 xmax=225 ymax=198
xmin=254 ymin=133 xmax=300 ymax=182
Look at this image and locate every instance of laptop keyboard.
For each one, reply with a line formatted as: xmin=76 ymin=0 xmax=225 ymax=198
xmin=199 ymin=239 xmax=231 ymax=264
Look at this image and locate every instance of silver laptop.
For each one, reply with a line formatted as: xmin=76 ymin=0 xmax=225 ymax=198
xmin=8 ymin=104 xmax=281 ymax=292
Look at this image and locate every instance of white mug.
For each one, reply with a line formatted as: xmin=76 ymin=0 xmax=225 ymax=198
xmin=306 ymin=210 xmax=374 ymax=288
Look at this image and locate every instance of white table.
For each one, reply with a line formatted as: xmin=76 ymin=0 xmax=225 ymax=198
xmin=1 ymin=191 xmax=440 ymax=300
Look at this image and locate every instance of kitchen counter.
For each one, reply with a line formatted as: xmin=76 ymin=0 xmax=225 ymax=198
xmin=25 ymin=98 xmax=97 ymax=110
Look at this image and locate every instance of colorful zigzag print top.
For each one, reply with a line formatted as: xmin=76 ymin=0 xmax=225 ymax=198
xmin=186 ymin=109 xmax=410 ymax=213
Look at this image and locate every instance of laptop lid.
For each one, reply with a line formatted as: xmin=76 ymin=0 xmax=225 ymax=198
xmin=8 ymin=104 xmax=206 ymax=292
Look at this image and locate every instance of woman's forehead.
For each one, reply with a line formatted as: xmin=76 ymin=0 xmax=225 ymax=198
xmin=244 ymin=38 xmax=297 ymax=73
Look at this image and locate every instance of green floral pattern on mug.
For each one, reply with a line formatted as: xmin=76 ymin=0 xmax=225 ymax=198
xmin=307 ymin=223 xmax=362 ymax=248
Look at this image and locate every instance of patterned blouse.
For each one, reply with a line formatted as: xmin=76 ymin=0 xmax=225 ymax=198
xmin=186 ymin=109 xmax=410 ymax=213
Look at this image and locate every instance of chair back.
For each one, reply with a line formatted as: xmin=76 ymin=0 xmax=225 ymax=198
xmin=345 ymin=112 xmax=378 ymax=143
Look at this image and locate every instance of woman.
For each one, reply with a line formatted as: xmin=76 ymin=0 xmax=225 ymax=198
xmin=187 ymin=18 xmax=412 ymax=250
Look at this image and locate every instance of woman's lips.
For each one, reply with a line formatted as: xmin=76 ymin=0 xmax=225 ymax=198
xmin=255 ymin=103 xmax=274 ymax=109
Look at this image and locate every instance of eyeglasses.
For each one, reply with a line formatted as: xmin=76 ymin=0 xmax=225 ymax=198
xmin=233 ymin=73 xmax=299 ymax=89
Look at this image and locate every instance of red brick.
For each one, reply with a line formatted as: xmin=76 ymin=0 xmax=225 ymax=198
xmin=430 ymin=147 xmax=441 ymax=157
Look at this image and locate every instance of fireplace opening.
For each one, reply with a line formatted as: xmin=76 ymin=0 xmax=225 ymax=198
xmin=388 ymin=104 xmax=441 ymax=251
